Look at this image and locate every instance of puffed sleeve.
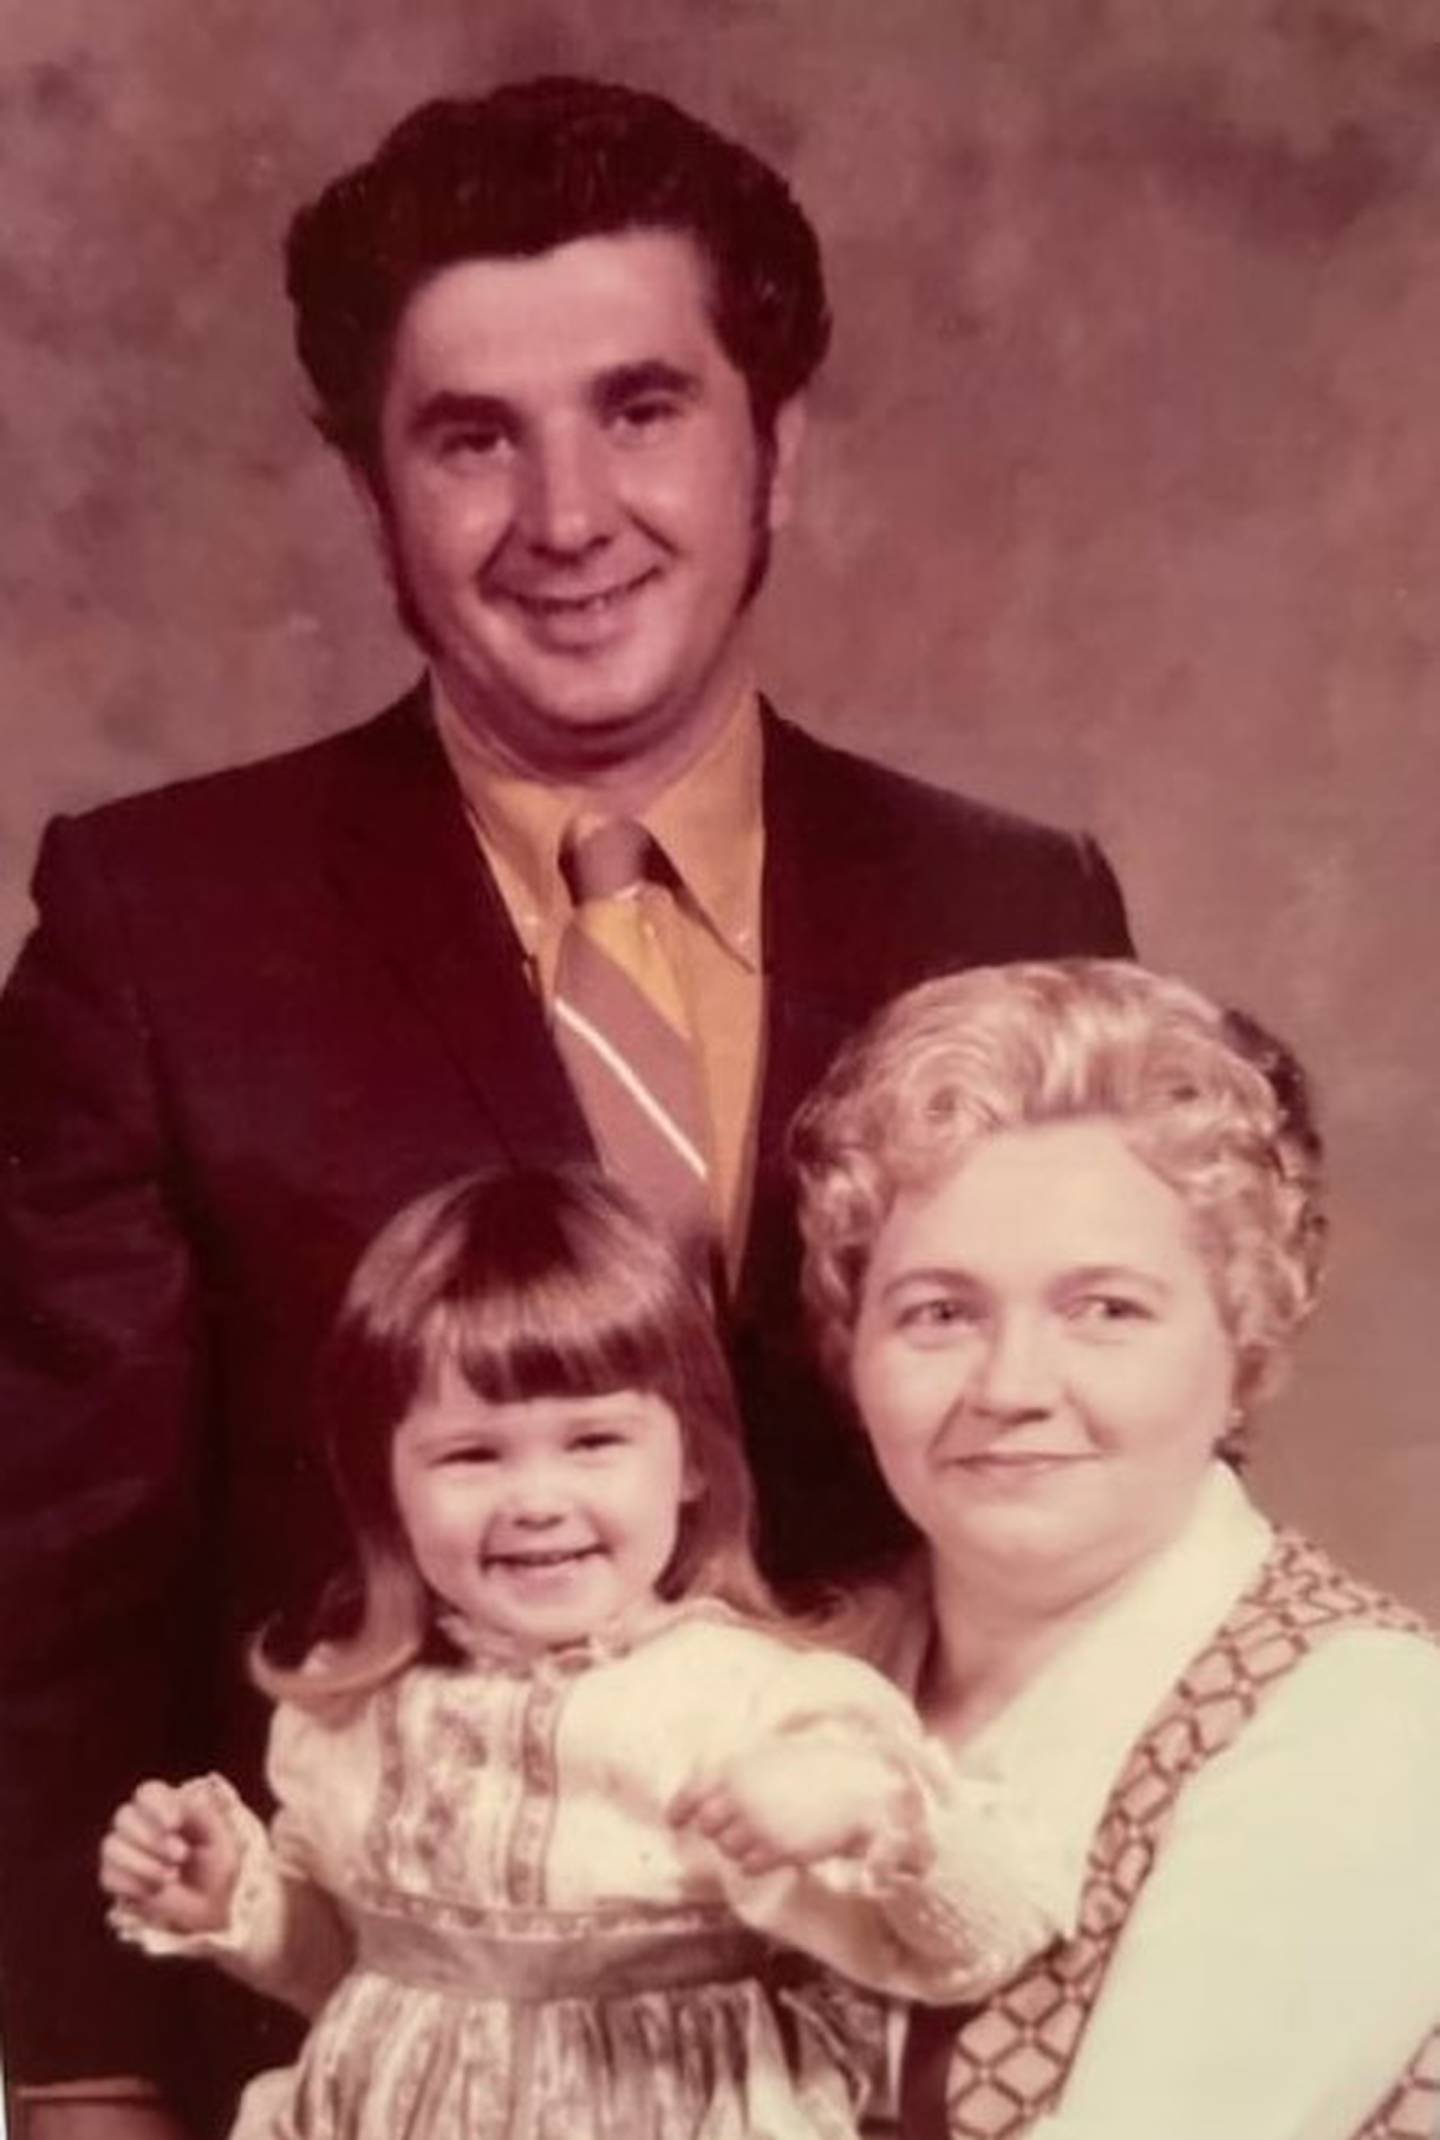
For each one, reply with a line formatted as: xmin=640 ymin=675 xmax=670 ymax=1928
xmin=110 ymin=1702 xmax=355 ymax=2019
xmin=686 ymin=1641 xmax=1067 ymax=2002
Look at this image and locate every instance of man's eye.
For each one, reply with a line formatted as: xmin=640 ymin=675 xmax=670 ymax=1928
xmin=436 ymin=425 xmax=507 ymax=463
xmin=611 ymin=396 xmax=681 ymax=437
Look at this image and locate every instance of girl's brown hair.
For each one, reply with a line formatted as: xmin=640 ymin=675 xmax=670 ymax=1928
xmin=257 ymin=1166 xmax=776 ymax=1709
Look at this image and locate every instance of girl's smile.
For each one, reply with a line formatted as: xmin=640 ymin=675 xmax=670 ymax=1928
xmin=390 ymin=1370 xmax=691 ymax=1648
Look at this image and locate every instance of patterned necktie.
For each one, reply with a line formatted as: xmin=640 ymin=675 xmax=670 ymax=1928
xmin=554 ymin=815 xmax=716 ymax=1261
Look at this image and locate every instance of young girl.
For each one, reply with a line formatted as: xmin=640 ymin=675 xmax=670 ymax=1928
xmin=101 ymin=1168 xmax=1062 ymax=2140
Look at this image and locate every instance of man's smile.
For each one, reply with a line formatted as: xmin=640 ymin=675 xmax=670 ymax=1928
xmin=495 ymin=568 xmax=663 ymax=653
xmin=502 ymin=568 xmax=660 ymax=619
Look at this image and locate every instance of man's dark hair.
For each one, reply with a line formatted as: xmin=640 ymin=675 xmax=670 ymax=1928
xmin=286 ymin=77 xmax=831 ymax=471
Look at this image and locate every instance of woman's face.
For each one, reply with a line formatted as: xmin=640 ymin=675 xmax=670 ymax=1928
xmin=850 ymin=1118 xmax=1237 ymax=1609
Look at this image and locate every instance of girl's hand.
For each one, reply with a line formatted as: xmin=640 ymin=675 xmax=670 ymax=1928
xmin=99 ymin=1776 xmax=242 ymax=1935
xmin=672 ymin=1735 xmax=913 ymax=1878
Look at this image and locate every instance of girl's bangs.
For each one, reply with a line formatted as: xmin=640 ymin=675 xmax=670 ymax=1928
xmin=426 ymin=1255 xmax=680 ymax=1409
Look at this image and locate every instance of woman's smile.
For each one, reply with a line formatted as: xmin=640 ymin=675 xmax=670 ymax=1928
xmin=851 ymin=1118 xmax=1236 ymax=1603
xmin=950 ymin=1448 xmax=1095 ymax=1480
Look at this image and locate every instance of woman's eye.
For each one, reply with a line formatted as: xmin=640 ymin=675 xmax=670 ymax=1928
xmin=1070 ymin=1295 xmax=1151 ymax=1327
xmin=570 ymin=1430 xmax=625 ymax=1453
xmin=897 ymin=1296 xmax=978 ymax=1333
xmin=441 ymin=1444 xmax=499 ymax=1466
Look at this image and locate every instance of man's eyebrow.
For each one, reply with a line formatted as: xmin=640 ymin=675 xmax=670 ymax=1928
xmin=595 ymin=360 xmax=703 ymax=408
xmin=405 ymin=389 xmax=513 ymax=441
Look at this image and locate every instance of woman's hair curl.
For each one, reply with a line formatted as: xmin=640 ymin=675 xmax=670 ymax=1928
xmin=791 ymin=960 xmax=1327 ymax=1444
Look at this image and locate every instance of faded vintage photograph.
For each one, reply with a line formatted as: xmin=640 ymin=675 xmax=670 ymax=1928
xmin=2 ymin=5 xmax=1438 ymax=2137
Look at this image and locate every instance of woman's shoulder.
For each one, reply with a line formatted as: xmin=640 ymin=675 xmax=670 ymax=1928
xmin=1171 ymin=1596 xmax=1440 ymax=1833
xmin=1258 ymin=1527 xmax=1435 ymax=1641
xmin=1228 ymin=1529 xmax=1440 ymax=1725
xmin=1263 ymin=1615 xmax=1440 ymax=1729
xmin=1162 ymin=1616 xmax=1440 ymax=1913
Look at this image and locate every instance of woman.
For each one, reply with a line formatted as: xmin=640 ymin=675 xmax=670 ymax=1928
xmin=792 ymin=958 xmax=1440 ymax=2139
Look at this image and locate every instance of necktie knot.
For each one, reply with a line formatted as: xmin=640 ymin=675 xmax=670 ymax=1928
xmin=561 ymin=816 xmax=659 ymax=906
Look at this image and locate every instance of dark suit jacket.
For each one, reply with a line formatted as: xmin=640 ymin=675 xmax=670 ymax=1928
xmin=0 ymin=689 xmax=1131 ymax=2129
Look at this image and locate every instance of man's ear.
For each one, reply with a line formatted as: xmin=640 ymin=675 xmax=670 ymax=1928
xmin=346 ymin=459 xmax=412 ymax=614
xmin=345 ymin=457 xmax=389 ymax=548
xmin=766 ymin=395 xmax=807 ymax=533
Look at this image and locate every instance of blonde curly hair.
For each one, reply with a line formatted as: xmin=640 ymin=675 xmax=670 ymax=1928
xmin=790 ymin=960 xmax=1327 ymax=1443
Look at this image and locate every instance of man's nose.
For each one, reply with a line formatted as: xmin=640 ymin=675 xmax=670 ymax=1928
xmin=519 ymin=424 xmax=617 ymax=558
xmin=967 ymin=1313 xmax=1057 ymax=1420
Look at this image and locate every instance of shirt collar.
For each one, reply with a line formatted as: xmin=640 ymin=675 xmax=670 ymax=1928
xmin=643 ymin=687 xmax=763 ymax=968
xmin=933 ymin=1465 xmax=1273 ymax=1929
xmin=430 ymin=678 xmax=764 ymax=971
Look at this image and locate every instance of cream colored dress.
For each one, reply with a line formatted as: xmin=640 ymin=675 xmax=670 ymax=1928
xmin=119 ymin=1603 xmax=1063 ymax=2140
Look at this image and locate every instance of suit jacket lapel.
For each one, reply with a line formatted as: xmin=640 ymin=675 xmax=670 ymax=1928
xmin=319 ymin=687 xmax=593 ymax=1165
xmin=738 ymin=709 xmax=861 ymax=1310
xmin=753 ymin=707 xmax=869 ymax=1150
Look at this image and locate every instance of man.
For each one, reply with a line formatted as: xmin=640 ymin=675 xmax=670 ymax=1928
xmin=0 ymin=79 xmax=1131 ymax=2139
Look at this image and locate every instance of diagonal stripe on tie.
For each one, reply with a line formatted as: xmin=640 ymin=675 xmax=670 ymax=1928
xmin=553 ymin=815 xmax=716 ymax=1257
xmin=555 ymin=925 xmax=708 ymax=1167
xmin=554 ymin=1000 xmax=709 ymax=1181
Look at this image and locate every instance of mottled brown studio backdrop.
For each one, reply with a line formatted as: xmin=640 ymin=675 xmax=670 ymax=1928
xmin=2 ymin=0 xmax=1437 ymax=1608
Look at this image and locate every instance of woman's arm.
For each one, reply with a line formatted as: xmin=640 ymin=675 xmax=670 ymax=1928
xmin=673 ymin=1645 xmax=1066 ymax=2001
xmin=1032 ymin=1629 xmax=1440 ymax=2139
